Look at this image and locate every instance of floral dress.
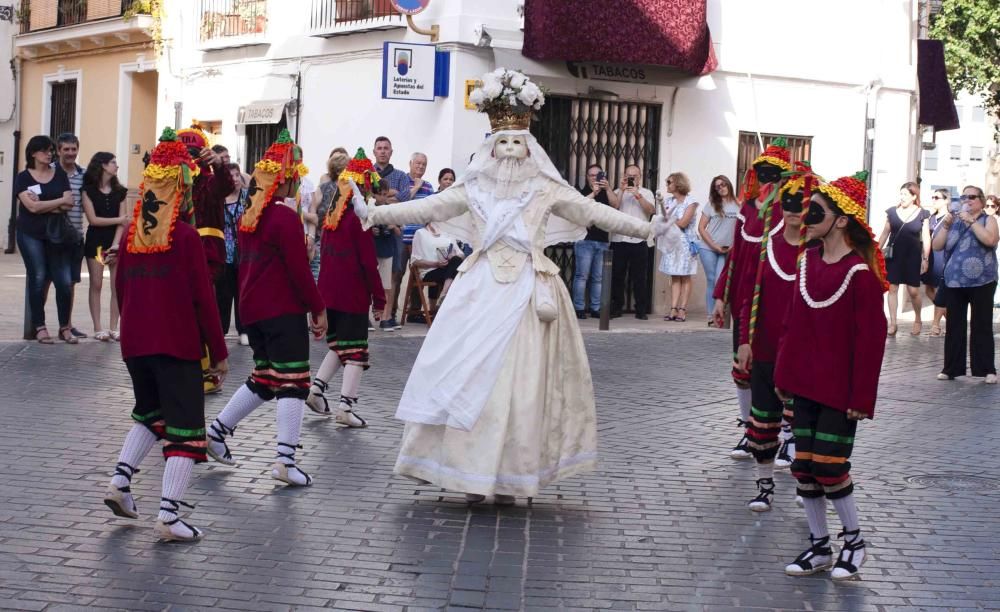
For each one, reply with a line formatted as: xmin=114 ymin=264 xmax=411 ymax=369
xmin=658 ymin=195 xmax=699 ymax=276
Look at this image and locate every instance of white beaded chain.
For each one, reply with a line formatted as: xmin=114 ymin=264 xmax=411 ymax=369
xmin=798 ymin=251 xmax=869 ymax=309
xmin=766 ymin=225 xmax=796 ymax=281
xmin=739 ymin=212 xmax=784 ymax=244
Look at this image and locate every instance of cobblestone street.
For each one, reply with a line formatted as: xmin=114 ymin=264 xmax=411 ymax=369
xmin=0 ymin=329 xmax=998 ymax=611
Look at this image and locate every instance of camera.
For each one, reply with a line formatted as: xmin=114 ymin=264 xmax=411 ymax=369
xmin=596 ymin=171 xmax=606 ymax=183
xmin=627 ymin=177 xmax=635 ymax=187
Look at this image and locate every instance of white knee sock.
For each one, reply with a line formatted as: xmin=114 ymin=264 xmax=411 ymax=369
xmin=340 ymin=363 xmax=363 ymax=402
xmin=111 ymin=424 xmax=159 ymax=488
xmin=215 ymin=384 xmax=265 ymax=431
xmin=755 ymin=462 xmax=774 ymax=480
xmin=157 ymin=456 xmax=194 ymax=522
xmin=275 ymin=397 xmax=305 ymax=464
xmin=737 ymin=387 xmax=751 ymax=421
xmin=831 ymin=494 xmax=860 ymax=533
xmin=801 ymin=496 xmax=829 ymax=539
xmin=313 ymin=352 xmax=342 ymax=391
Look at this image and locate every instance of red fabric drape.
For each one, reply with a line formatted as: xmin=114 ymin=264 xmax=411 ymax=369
xmin=522 ymin=0 xmax=717 ymax=76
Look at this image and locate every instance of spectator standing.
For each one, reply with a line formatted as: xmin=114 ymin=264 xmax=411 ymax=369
xmin=658 ymin=172 xmax=700 ymax=322
xmin=931 ymin=185 xmax=998 ymax=384
xmin=610 ymin=165 xmax=655 ymax=319
xmin=56 ymin=133 xmax=88 ymax=339
xmin=573 ymin=164 xmax=619 ymax=318
xmin=923 ymin=188 xmax=951 ymax=336
xmin=81 ymin=152 xmax=128 ymax=341
xmin=15 ymin=135 xmax=75 ymax=344
xmin=878 ymin=182 xmax=931 ymax=336
xmin=372 ymin=136 xmax=412 ymax=330
xmin=698 ymin=175 xmax=740 ymax=325
xmin=218 ymin=163 xmax=247 ymax=345
xmin=370 ymin=183 xmax=399 ymax=330
xmin=398 ymin=153 xmax=436 ymax=321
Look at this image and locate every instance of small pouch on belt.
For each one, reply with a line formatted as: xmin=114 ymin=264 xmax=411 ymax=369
xmin=534 ymin=273 xmax=558 ymax=323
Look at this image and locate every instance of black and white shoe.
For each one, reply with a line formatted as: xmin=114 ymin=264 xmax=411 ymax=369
xmin=271 ymin=442 xmax=312 ymax=486
xmin=831 ymin=529 xmax=866 ymax=581
xmin=775 ymin=436 xmax=795 ymax=469
xmin=747 ymin=477 xmax=774 ymax=512
xmin=730 ymin=419 xmax=752 ymax=460
xmin=305 ymin=379 xmax=331 ymax=416
xmin=206 ymin=419 xmax=237 ymax=466
xmin=104 ymin=462 xmax=140 ymax=519
xmin=785 ymin=534 xmax=834 ymax=576
xmin=154 ymin=498 xmax=203 ymax=542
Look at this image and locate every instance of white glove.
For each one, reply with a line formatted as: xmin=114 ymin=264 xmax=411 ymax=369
xmin=348 ymin=179 xmax=368 ymax=220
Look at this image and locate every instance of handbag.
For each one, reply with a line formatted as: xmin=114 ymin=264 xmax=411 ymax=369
xmin=45 ymin=213 xmax=81 ymax=246
xmin=687 ymin=239 xmax=700 ymax=257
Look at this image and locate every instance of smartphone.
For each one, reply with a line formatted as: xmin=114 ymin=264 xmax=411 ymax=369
xmin=627 ymin=177 xmax=635 ymax=187
xmin=596 ymin=171 xmax=607 ymax=183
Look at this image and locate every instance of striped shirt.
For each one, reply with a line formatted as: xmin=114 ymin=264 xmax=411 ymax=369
xmin=54 ymin=163 xmax=85 ymax=231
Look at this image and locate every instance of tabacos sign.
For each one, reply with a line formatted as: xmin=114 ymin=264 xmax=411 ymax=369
xmin=567 ymin=61 xmax=662 ymax=85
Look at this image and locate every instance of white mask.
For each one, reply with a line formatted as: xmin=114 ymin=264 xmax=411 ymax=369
xmin=493 ymin=135 xmax=528 ymax=160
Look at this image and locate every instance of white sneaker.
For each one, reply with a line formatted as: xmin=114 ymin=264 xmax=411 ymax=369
xmin=986 ymin=374 xmax=997 ymax=384
xmin=936 ymin=373 xmax=953 ymax=381
xmin=239 ymin=333 xmax=249 ymax=346
xmin=103 ymin=484 xmax=138 ymax=519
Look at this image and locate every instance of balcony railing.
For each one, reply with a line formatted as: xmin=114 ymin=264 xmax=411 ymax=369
xmin=310 ymin=0 xmax=402 ymax=36
xmin=199 ymin=0 xmax=268 ymax=44
xmin=57 ymin=0 xmax=87 ymax=26
xmin=18 ymin=0 xmax=31 ymax=34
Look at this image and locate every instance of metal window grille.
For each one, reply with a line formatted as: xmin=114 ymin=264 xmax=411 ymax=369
xmin=244 ymin=115 xmax=287 ymax=175
xmin=49 ymin=80 xmax=77 ymax=139
xmin=57 ymin=0 xmax=87 ymax=26
xmin=333 ymin=0 xmax=396 ymax=23
xmin=735 ymin=132 xmax=812 ymax=196
xmin=199 ymin=0 xmax=268 ymax=42
xmin=17 ymin=0 xmax=31 ymax=34
xmin=532 ymin=95 xmax=662 ymax=302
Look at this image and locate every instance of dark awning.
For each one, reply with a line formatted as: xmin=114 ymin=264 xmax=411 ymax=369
xmin=917 ymin=40 xmax=960 ymax=132
xmin=522 ymin=0 xmax=717 ymax=76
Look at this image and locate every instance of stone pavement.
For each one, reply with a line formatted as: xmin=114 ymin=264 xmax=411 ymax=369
xmin=0 ymin=326 xmax=999 ymax=611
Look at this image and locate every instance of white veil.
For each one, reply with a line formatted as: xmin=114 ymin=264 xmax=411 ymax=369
xmin=435 ymin=130 xmax=587 ymax=247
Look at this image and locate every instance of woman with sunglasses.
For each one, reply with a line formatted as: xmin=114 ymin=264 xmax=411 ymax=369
xmin=775 ymin=171 xmax=888 ymax=581
xmin=877 ymin=182 xmax=930 ymax=336
xmin=698 ymin=175 xmax=740 ymax=326
xmin=922 ymin=189 xmax=951 ymax=336
xmin=930 ymin=186 xmax=998 ymax=384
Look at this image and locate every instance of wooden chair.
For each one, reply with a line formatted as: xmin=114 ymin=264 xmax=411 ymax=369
xmin=401 ymin=262 xmax=442 ymax=327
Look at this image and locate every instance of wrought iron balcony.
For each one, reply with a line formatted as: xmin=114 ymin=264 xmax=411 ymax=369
xmin=15 ymin=0 xmax=154 ymax=57
xmin=309 ymin=0 xmax=403 ymax=37
xmin=198 ymin=0 xmax=268 ymax=45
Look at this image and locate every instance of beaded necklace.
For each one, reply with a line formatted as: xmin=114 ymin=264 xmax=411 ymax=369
xmin=766 ymin=225 xmax=797 ymax=281
xmin=738 ymin=212 xmax=784 ymax=244
xmin=798 ymin=250 xmax=869 ymax=309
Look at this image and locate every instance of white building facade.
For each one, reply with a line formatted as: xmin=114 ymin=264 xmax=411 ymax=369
xmin=156 ymin=0 xmax=926 ymax=316
xmin=920 ymin=91 xmax=998 ymax=200
xmin=1 ymin=6 xmax=18 ymax=251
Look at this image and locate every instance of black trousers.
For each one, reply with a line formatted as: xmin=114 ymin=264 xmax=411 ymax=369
xmin=610 ymin=241 xmax=649 ymax=316
xmin=422 ymin=257 xmax=463 ymax=300
xmin=943 ymin=281 xmax=997 ymax=377
xmin=215 ymin=262 xmax=243 ymax=335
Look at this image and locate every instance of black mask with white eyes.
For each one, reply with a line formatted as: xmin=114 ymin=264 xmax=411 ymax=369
xmin=755 ymin=162 xmax=783 ymax=185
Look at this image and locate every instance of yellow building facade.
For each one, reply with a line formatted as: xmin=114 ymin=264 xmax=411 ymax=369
xmin=15 ymin=0 xmax=158 ymax=189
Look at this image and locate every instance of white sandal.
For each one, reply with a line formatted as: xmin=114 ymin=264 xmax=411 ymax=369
xmin=95 ymin=330 xmax=111 ymax=342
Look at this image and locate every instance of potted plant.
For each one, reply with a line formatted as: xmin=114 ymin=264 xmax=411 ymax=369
xmin=15 ymin=2 xmax=31 ymax=32
xmin=235 ymin=0 xmax=266 ymax=34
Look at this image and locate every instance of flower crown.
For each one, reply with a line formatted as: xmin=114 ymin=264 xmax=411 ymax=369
xmin=468 ymin=68 xmax=546 ymax=133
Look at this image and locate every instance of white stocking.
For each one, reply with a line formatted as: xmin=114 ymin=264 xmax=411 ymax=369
xmin=313 ymin=352 xmax=342 ymax=391
xmin=215 ymin=384 xmax=266 ymax=430
xmin=340 ymin=363 xmax=363 ymax=401
xmin=831 ymin=494 xmax=860 ymax=533
xmin=275 ymin=397 xmax=305 ymax=459
xmin=737 ymin=387 xmax=751 ymax=421
xmin=157 ymin=456 xmax=194 ymax=522
xmin=111 ymin=424 xmax=158 ymax=488
xmin=801 ymin=496 xmax=829 ymax=539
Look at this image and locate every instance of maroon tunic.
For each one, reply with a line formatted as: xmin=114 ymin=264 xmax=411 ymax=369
xmin=713 ymin=200 xmax=784 ymax=312
xmin=238 ymin=200 xmax=324 ymax=326
xmin=192 ymin=163 xmax=235 ymax=281
xmin=318 ymin=206 xmax=386 ymax=314
xmin=737 ymin=228 xmax=798 ymax=363
xmin=774 ymin=248 xmax=888 ymax=418
xmin=115 ymin=222 xmax=228 ymax=365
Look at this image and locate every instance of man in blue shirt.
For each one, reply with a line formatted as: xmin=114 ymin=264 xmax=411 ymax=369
xmin=372 ymin=136 xmax=412 ymax=330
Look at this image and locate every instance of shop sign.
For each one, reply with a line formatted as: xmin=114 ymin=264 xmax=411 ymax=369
xmin=382 ymin=41 xmax=437 ymax=102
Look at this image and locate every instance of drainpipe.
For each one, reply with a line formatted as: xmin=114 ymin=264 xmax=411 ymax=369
xmin=862 ymin=79 xmax=883 ymax=220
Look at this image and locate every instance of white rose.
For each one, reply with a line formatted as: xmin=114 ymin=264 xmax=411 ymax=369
xmin=510 ymin=73 xmax=527 ymax=88
xmin=469 ymin=88 xmax=486 ymax=106
xmin=482 ymin=78 xmax=503 ymax=100
xmin=492 ymin=67 xmax=507 ymax=78
xmin=516 ymin=87 xmax=536 ymax=107
xmin=508 ymin=94 xmax=518 ymax=106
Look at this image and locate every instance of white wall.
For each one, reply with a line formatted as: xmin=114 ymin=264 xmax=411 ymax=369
xmin=919 ymin=91 xmax=996 ymax=199
xmin=0 ymin=11 xmax=18 ymax=251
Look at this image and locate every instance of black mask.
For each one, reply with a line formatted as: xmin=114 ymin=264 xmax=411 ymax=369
xmin=754 ymin=162 xmax=783 ymax=185
xmin=781 ymin=191 xmax=804 ymax=213
xmin=803 ymin=201 xmax=838 ymax=226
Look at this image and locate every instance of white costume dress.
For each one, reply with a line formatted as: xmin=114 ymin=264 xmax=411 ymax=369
xmin=366 ymin=131 xmax=664 ymax=497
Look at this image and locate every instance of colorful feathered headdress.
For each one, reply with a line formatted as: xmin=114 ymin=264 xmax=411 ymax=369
xmin=240 ymin=129 xmax=309 ymax=233
xmin=324 ymin=148 xmax=381 ymax=232
xmin=127 ymin=127 xmax=200 ymax=253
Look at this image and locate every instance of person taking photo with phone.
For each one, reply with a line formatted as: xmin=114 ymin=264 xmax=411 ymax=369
xmin=573 ymin=164 xmax=619 ymax=319
xmin=611 ymin=165 xmax=655 ymax=319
